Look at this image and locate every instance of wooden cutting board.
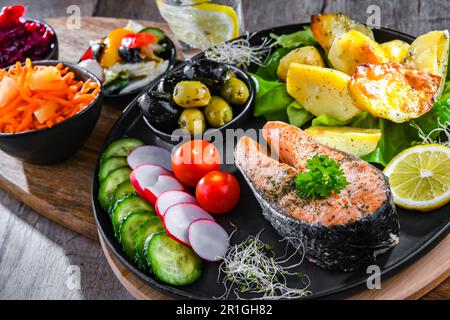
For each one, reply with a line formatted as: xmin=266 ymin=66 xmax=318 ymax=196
xmin=0 ymin=17 xmax=447 ymax=299
xmin=0 ymin=17 xmax=183 ymax=241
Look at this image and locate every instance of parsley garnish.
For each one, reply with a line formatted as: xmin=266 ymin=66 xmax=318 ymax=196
xmin=295 ymin=155 xmax=348 ymax=199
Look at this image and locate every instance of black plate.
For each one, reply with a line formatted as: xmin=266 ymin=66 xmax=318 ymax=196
xmin=92 ymin=24 xmax=450 ymax=300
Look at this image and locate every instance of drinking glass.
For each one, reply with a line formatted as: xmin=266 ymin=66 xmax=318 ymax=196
xmin=156 ymin=0 xmax=245 ymax=50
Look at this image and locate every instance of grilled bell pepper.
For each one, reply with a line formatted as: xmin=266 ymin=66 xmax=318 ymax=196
xmin=100 ymin=28 xmax=131 ymax=68
xmin=121 ymin=33 xmax=157 ymax=49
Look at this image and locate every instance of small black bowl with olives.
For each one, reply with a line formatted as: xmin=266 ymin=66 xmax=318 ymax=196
xmin=138 ymin=59 xmax=255 ymax=143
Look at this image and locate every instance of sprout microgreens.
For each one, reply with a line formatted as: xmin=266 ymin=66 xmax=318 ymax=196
xmin=204 ymin=32 xmax=274 ymax=69
xmin=410 ymin=119 xmax=450 ymax=147
xmin=215 ymin=229 xmax=312 ymax=300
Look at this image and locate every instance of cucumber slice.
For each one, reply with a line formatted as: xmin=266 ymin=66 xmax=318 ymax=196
xmin=134 ymin=217 xmax=164 ymax=270
xmin=146 ymin=232 xmax=202 ymax=286
xmin=98 ymin=157 xmax=128 ymax=182
xmin=111 ymin=194 xmax=155 ymax=235
xmin=104 ymin=78 xmax=130 ymax=95
xmin=139 ymin=27 xmax=166 ymax=42
xmin=101 ymin=138 xmax=144 ymax=162
xmin=109 ymin=180 xmax=136 ymax=214
xmin=119 ymin=211 xmax=153 ymax=258
xmin=98 ymin=167 xmax=132 ymax=210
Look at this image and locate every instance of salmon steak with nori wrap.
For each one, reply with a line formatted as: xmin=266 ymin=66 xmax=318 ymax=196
xmin=234 ymin=121 xmax=400 ymax=271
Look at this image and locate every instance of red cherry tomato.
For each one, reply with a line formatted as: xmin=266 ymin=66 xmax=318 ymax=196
xmin=172 ymin=140 xmax=221 ymax=187
xmin=196 ymin=171 xmax=240 ymax=214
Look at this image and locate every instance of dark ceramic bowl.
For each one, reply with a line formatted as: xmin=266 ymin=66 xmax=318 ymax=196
xmin=28 ymin=18 xmax=59 ymax=61
xmin=0 ymin=61 xmax=103 ymax=164
xmin=79 ymin=29 xmax=177 ymax=106
xmin=140 ymin=60 xmax=255 ymax=144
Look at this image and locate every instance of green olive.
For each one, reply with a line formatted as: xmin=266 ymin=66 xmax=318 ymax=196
xmin=178 ymin=108 xmax=206 ymax=135
xmin=220 ymin=78 xmax=250 ymax=105
xmin=204 ymin=96 xmax=233 ymax=128
xmin=225 ymin=70 xmax=237 ymax=80
xmin=173 ymin=81 xmax=211 ymax=108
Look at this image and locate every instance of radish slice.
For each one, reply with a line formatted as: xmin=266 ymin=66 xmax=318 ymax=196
xmin=130 ymin=165 xmax=169 ymax=199
xmin=143 ymin=174 xmax=184 ymax=205
xmin=155 ymin=190 xmax=197 ymax=219
xmin=127 ymin=145 xmax=172 ymax=171
xmin=164 ymin=203 xmax=213 ymax=246
xmin=188 ymin=219 xmax=229 ymax=261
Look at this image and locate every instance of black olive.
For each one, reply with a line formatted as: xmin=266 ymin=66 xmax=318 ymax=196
xmin=181 ymin=61 xmax=195 ymax=79
xmin=91 ymin=42 xmax=106 ymax=62
xmin=138 ymin=91 xmax=181 ymax=132
xmin=159 ymin=71 xmax=187 ymax=94
xmin=119 ymin=46 xmax=143 ymax=63
xmin=182 ymin=60 xmax=229 ymax=89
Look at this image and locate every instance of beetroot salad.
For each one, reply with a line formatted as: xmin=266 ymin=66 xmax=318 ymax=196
xmin=0 ymin=5 xmax=55 ymax=68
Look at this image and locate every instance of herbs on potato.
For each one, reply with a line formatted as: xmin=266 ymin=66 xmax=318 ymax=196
xmin=277 ymin=46 xmax=325 ymax=81
xmin=311 ymin=13 xmax=374 ymax=53
xmin=380 ymin=40 xmax=410 ymax=63
xmin=404 ymin=30 xmax=449 ymax=95
xmin=328 ymin=30 xmax=389 ymax=75
xmin=286 ymin=63 xmax=361 ymax=121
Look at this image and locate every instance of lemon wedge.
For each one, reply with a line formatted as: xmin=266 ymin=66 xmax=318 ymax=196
xmin=156 ymin=0 xmax=239 ymax=49
xmin=305 ymin=126 xmax=382 ymax=157
xmin=383 ymin=144 xmax=450 ymax=211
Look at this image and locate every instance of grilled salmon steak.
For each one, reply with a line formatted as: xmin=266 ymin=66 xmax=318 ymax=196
xmin=234 ymin=121 xmax=399 ymax=271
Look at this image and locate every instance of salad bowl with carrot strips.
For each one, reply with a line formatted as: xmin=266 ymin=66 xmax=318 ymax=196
xmin=0 ymin=59 xmax=103 ymax=164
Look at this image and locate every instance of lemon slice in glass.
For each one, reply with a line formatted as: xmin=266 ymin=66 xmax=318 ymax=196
xmin=157 ymin=0 xmax=239 ymax=49
xmin=383 ymin=144 xmax=450 ymax=211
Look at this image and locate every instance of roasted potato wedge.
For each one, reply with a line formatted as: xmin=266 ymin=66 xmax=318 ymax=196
xmin=305 ymin=126 xmax=382 ymax=157
xmin=286 ymin=63 xmax=361 ymax=121
xmin=311 ymin=13 xmax=374 ymax=53
xmin=380 ymin=40 xmax=410 ymax=63
xmin=348 ymin=63 xmax=441 ymax=123
xmin=403 ymin=30 xmax=449 ymax=95
xmin=277 ymin=46 xmax=325 ymax=81
xmin=328 ymin=30 xmax=389 ymax=75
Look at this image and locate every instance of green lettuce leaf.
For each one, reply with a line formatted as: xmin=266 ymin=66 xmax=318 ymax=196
xmin=361 ymin=120 xmax=416 ymax=166
xmin=254 ymin=47 xmax=291 ymax=81
xmin=411 ymin=93 xmax=450 ymax=140
xmin=250 ymin=73 xmax=294 ymax=118
xmin=264 ymin=110 xmax=289 ymax=122
xmin=312 ymin=114 xmax=354 ymax=127
xmin=287 ymin=101 xmax=314 ymax=127
xmin=270 ymin=27 xmax=317 ymax=49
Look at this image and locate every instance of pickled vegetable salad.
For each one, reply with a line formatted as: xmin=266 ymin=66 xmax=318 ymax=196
xmin=79 ymin=21 xmax=169 ymax=95
xmin=0 ymin=5 xmax=55 ymax=68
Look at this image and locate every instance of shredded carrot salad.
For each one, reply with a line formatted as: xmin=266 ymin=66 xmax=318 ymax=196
xmin=0 ymin=58 xmax=100 ymax=134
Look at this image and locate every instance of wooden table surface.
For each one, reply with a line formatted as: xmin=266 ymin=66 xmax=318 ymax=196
xmin=0 ymin=0 xmax=448 ymax=300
